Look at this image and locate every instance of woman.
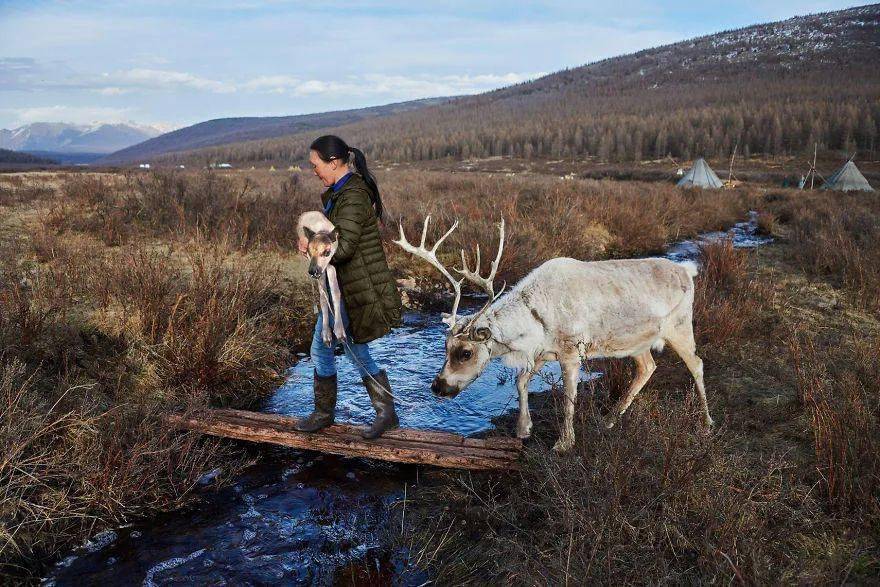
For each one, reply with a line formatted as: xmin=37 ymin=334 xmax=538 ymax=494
xmin=295 ymin=135 xmax=403 ymax=439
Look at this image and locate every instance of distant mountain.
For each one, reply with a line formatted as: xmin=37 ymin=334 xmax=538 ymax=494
xmin=0 ymin=122 xmax=163 ymax=155
xmin=0 ymin=148 xmax=58 ymax=165
xmin=154 ymin=3 xmax=880 ymax=166
xmin=98 ymin=97 xmax=449 ymax=165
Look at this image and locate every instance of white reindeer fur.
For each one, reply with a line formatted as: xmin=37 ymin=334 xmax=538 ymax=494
xmin=457 ymin=256 xmax=711 ymax=452
xmin=296 ymin=211 xmax=335 ymax=241
xmin=477 ymin=257 xmax=694 ymax=363
xmin=296 ymin=211 xmax=346 ymax=345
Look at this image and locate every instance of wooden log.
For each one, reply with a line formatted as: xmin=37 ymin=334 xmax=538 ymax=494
xmin=200 ymin=410 xmax=521 ymax=460
xmin=166 ymin=409 xmax=520 ymax=471
xmin=214 ymin=409 xmax=522 ymax=451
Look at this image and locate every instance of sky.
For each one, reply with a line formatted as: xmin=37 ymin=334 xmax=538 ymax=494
xmin=0 ymin=0 xmax=865 ymax=130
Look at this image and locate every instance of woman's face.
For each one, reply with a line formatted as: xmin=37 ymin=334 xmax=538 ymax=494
xmin=309 ymin=149 xmax=341 ymax=188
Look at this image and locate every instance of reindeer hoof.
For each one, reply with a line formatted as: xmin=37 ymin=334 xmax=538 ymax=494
xmin=552 ymin=437 xmax=574 ymax=453
xmin=604 ymin=416 xmax=618 ymax=429
xmin=703 ymin=416 xmax=715 ymax=429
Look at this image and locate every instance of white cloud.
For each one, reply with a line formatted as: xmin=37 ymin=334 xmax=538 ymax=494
xmin=357 ymin=72 xmax=544 ymax=96
xmin=241 ymin=74 xmax=301 ymax=93
xmin=3 ymin=55 xmax=537 ymax=105
xmin=240 ymin=71 xmax=543 ymax=98
xmin=0 ymin=59 xmax=235 ymax=95
xmin=107 ymin=69 xmax=236 ymax=93
xmin=3 ymin=105 xmax=136 ymax=126
xmin=96 ymin=86 xmax=129 ymax=96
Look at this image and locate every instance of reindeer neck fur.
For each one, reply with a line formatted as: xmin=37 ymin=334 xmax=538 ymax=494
xmin=468 ymin=286 xmax=546 ymax=372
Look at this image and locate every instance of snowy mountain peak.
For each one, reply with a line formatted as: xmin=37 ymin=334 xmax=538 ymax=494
xmin=0 ymin=121 xmax=166 ymax=154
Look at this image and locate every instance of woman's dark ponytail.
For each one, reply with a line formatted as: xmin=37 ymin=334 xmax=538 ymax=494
xmin=310 ymin=135 xmax=384 ymax=223
xmin=348 ymin=146 xmax=383 ymax=223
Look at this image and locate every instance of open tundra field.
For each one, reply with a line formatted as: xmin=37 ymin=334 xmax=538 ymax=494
xmin=0 ymin=168 xmax=878 ymax=581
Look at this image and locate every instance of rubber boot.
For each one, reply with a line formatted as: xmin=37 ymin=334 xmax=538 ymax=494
xmin=361 ymin=370 xmax=399 ymax=439
xmin=295 ymin=370 xmax=337 ymax=432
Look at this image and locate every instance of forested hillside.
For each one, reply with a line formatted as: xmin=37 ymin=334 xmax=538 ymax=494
xmin=155 ymin=4 xmax=880 ymax=167
xmin=100 ymin=98 xmax=448 ymax=164
xmin=0 ymin=148 xmax=57 ymax=165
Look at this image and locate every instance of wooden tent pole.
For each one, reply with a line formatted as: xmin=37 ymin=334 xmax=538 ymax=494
xmin=811 ymin=142 xmax=817 ymax=190
xmin=728 ymin=140 xmax=738 ymax=185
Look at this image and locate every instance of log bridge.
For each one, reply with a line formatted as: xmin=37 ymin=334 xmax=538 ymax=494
xmin=166 ymin=409 xmax=521 ymax=471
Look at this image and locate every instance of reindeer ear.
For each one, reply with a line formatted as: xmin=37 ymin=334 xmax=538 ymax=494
xmin=472 ymin=327 xmax=492 ymax=342
xmin=328 ymin=227 xmax=338 ymax=242
xmin=303 ymin=226 xmax=316 ymax=240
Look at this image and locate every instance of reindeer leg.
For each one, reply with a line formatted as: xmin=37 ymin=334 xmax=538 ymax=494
xmin=325 ymin=266 xmax=347 ymax=342
xmin=318 ymin=277 xmax=333 ymax=347
xmin=516 ymin=357 xmax=545 ymax=439
xmin=667 ymin=330 xmax=713 ymax=428
xmin=605 ymin=351 xmax=656 ymax=429
xmin=553 ymin=357 xmax=580 ymax=453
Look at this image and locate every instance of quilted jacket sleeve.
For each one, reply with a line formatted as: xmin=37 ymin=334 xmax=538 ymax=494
xmin=329 ymin=189 xmax=368 ymax=265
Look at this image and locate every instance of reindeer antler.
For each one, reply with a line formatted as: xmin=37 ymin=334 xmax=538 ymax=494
xmin=455 ymin=218 xmax=506 ymax=330
xmin=393 ymin=215 xmax=464 ymax=329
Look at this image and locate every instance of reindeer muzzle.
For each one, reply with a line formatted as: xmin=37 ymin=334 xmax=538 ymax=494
xmin=431 ymin=376 xmax=460 ymax=398
xmin=307 ymin=259 xmax=324 ymax=279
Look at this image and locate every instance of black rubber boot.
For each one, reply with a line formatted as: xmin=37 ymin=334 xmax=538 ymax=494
xmin=361 ymin=370 xmax=399 ymax=439
xmin=295 ymin=370 xmax=337 ymax=432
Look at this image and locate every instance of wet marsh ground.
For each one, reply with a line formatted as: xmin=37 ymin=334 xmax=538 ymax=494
xmin=0 ymin=168 xmax=878 ymax=583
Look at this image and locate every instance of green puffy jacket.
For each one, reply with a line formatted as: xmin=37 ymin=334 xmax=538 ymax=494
xmin=322 ymin=174 xmax=403 ymax=343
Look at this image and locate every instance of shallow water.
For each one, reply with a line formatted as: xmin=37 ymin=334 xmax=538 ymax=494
xmin=45 ymin=213 xmax=770 ymax=586
xmin=664 ymin=211 xmax=772 ymax=262
xmin=268 ymin=307 xmax=574 ymax=436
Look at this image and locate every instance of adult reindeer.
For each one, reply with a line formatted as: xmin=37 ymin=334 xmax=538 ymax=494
xmin=394 ymin=216 xmax=712 ymax=452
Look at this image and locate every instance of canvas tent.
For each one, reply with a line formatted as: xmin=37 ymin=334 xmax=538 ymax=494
xmin=822 ymin=161 xmax=874 ymax=192
xmin=677 ymin=158 xmax=724 ymax=189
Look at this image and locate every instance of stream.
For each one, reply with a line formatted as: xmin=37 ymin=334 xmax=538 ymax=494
xmin=45 ymin=214 xmax=770 ymax=586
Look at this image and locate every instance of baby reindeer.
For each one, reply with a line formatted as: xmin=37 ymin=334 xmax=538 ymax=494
xmin=394 ymin=216 xmax=712 ymax=452
xmin=297 ymin=211 xmax=345 ymax=347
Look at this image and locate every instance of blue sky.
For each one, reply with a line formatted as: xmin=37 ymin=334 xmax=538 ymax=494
xmin=0 ymin=0 xmax=864 ymax=130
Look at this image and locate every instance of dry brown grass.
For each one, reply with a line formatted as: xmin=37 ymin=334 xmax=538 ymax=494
xmin=764 ymin=191 xmax=880 ymax=313
xmin=0 ymin=358 xmax=241 ymax=577
xmin=400 ymin=393 xmax=818 ymax=584
xmin=694 ymin=239 xmax=772 ymax=347
xmin=5 ymin=168 xmax=876 ymax=582
xmin=22 ymin=170 xmax=304 ymax=250
xmin=788 ymin=329 xmax=880 ymax=517
xmin=0 ymin=174 xmax=55 ymax=206
xmin=380 ymin=171 xmax=757 ymax=285
xmin=0 ymin=173 xmax=315 ymax=579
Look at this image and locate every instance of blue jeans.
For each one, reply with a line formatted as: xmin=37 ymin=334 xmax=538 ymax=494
xmin=310 ymin=294 xmax=380 ymax=378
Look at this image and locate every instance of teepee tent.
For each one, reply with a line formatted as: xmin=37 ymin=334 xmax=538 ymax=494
xmin=677 ymin=158 xmax=724 ymax=189
xmin=822 ymin=160 xmax=874 ymax=192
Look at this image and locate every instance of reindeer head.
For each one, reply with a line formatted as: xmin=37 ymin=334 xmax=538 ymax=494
xmin=431 ymin=317 xmax=495 ymax=397
xmin=302 ymin=226 xmax=339 ymax=279
xmin=393 ymin=216 xmax=505 ymax=398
